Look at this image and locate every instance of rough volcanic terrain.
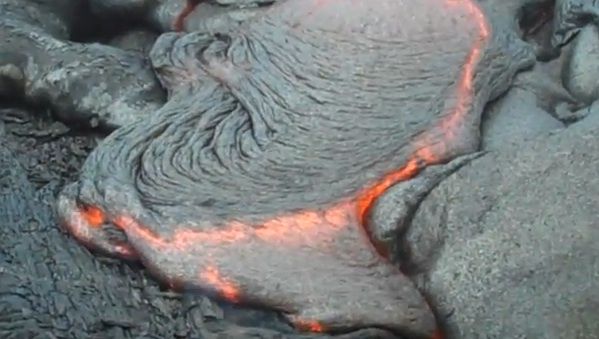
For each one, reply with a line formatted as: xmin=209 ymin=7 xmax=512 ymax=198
xmin=0 ymin=105 xmax=395 ymax=339
xmin=1 ymin=0 xmax=599 ymax=338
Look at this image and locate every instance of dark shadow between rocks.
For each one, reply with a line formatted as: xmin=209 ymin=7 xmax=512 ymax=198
xmin=518 ymin=0 xmax=560 ymax=61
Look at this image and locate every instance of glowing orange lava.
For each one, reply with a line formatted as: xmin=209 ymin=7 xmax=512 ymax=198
xmin=294 ymin=319 xmax=326 ymax=333
xmin=79 ymin=0 xmax=489 ymax=335
xmin=200 ymin=265 xmax=241 ymax=302
xmin=81 ymin=205 xmax=105 ymax=228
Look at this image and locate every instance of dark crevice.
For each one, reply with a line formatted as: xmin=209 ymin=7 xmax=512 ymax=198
xmin=68 ymin=1 xmax=160 ymax=43
xmin=519 ymin=0 xmax=556 ymax=39
xmin=518 ymin=0 xmax=560 ymax=61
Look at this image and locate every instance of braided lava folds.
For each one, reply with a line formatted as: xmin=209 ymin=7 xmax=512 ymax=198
xmin=55 ymin=0 xmax=525 ymax=338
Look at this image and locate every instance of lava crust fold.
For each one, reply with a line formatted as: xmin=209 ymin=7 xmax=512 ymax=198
xmin=57 ymin=0 xmax=535 ymax=337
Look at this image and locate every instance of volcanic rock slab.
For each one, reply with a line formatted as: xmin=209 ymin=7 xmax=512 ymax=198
xmin=0 ymin=0 xmax=166 ymax=128
xmin=404 ymin=114 xmax=599 ymax=339
xmin=562 ymin=24 xmax=599 ymax=104
xmin=552 ymin=0 xmax=599 ymax=47
xmin=481 ymin=86 xmax=564 ymax=150
xmin=151 ymin=0 xmax=272 ymax=33
xmin=481 ymin=57 xmax=568 ymax=150
xmin=175 ymin=1 xmax=268 ymax=34
xmin=56 ymin=0 xmax=536 ymax=337
xmin=0 ymin=0 xmax=277 ymax=129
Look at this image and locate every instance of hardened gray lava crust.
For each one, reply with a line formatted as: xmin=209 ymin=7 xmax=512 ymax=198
xmin=56 ymin=0 xmax=535 ymax=337
xmin=1 ymin=0 xmax=599 ymax=338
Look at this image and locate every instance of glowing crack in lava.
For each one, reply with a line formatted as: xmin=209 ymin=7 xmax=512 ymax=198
xmin=61 ymin=0 xmax=493 ymax=337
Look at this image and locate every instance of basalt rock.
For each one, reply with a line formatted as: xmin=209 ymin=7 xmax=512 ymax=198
xmin=404 ymin=112 xmax=599 ymax=339
xmin=481 ymin=56 xmax=569 ymax=150
xmin=0 ymin=128 xmax=398 ymax=339
xmin=481 ymin=86 xmax=564 ymax=150
xmin=552 ymin=0 xmax=599 ymax=47
xmin=175 ymin=1 xmax=268 ymax=34
xmin=0 ymin=0 xmax=166 ymax=128
xmin=107 ymin=29 xmax=160 ymax=56
xmin=151 ymin=0 xmax=272 ymax=33
xmin=562 ymin=24 xmax=599 ymax=104
xmin=0 ymin=0 xmax=279 ymax=129
xmin=56 ymin=0 xmax=537 ymax=337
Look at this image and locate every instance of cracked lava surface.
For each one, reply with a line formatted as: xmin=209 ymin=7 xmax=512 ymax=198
xmin=55 ymin=0 xmax=528 ymax=337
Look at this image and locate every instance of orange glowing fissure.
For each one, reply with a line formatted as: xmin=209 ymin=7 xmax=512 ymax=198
xmin=80 ymin=1 xmax=488 ymax=335
xmin=294 ymin=319 xmax=326 ymax=333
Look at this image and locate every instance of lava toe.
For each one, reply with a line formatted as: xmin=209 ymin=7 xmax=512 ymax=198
xmin=58 ymin=0 xmax=536 ymax=336
xmin=367 ymin=153 xmax=483 ymax=261
xmin=108 ymin=204 xmax=438 ymax=337
xmin=57 ymin=184 xmax=138 ymax=260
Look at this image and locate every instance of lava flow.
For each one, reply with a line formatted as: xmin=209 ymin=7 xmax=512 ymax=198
xmin=357 ymin=0 xmax=490 ymax=222
xmin=73 ymin=0 xmax=490 ymax=336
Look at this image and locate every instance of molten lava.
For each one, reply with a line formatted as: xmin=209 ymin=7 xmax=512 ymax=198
xmin=294 ymin=319 xmax=326 ymax=333
xmin=200 ymin=265 xmax=240 ymax=302
xmin=81 ymin=205 xmax=106 ymax=227
xmin=79 ymin=0 xmax=490 ymax=336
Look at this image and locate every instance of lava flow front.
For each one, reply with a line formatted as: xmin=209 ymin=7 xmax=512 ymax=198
xmin=64 ymin=0 xmax=491 ymax=337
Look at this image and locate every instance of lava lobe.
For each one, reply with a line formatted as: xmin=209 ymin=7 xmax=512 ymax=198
xmin=57 ymin=0 xmax=531 ymax=337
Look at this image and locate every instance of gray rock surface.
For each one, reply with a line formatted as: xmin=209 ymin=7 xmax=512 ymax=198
xmin=570 ymin=99 xmax=599 ymax=129
xmin=183 ymin=2 xmax=266 ymax=34
xmin=481 ymin=86 xmax=564 ymax=150
xmin=149 ymin=0 xmax=187 ymax=32
xmin=0 ymin=111 xmax=400 ymax=339
xmin=514 ymin=54 xmax=579 ymax=117
xmin=4 ymin=0 xmax=599 ymax=338
xmin=108 ymin=29 xmax=159 ymax=56
xmin=0 ymin=0 xmax=166 ymax=128
xmin=0 ymin=138 xmax=217 ymax=339
xmin=552 ymin=0 xmax=599 ymax=47
xmin=562 ymin=24 xmax=599 ymax=104
xmin=403 ymin=116 xmax=599 ymax=339
xmin=0 ymin=0 xmax=79 ymax=39
xmin=149 ymin=0 xmax=270 ymax=33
